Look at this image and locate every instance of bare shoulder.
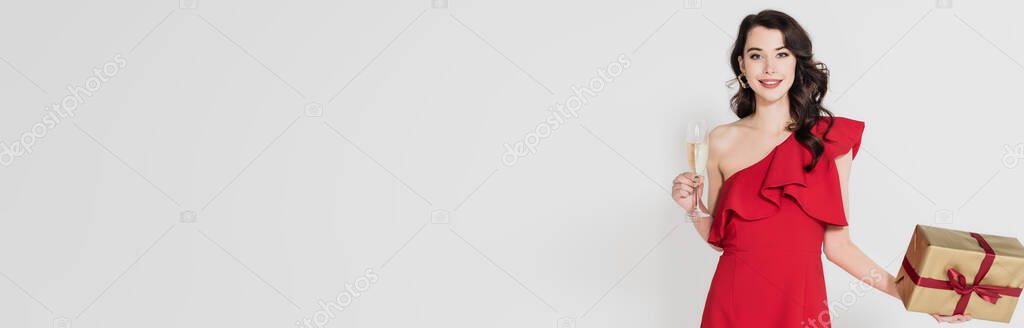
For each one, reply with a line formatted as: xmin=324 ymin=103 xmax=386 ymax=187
xmin=707 ymin=119 xmax=747 ymax=157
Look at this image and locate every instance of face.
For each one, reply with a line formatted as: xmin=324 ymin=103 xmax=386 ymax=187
xmin=737 ymin=26 xmax=796 ymax=103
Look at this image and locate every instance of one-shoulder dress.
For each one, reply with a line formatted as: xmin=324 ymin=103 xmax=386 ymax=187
xmin=700 ymin=116 xmax=866 ymax=328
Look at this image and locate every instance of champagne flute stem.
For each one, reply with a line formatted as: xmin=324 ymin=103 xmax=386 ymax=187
xmin=692 ymin=174 xmax=700 ymax=215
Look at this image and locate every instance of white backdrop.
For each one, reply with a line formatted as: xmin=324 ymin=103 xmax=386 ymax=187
xmin=2 ymin=0 xmax=1023 ymax=327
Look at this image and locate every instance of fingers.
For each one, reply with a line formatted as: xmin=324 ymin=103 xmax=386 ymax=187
xmin=672 ymin=184 xmax=692 ymax=198
xmin=672 ymin=173 xmax=705 ymax=207
xmin=673 ymin=173 xmax=703 ymax=188
xmin=673 ymin=174 xmax=695 ymax=187
xmin=931 ymin=313 xmax=971 ymax=323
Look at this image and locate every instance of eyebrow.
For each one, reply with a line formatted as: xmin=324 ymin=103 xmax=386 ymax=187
xmin=746 ymin=46 xmax=787 ymax=53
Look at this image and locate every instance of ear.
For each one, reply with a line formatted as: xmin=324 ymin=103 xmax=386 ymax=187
xmin=736 ymin=55 xmax=744 ymax=73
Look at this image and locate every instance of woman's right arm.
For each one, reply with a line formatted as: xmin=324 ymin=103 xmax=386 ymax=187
xmin=673 ymin=126 xmax=725 ymax=252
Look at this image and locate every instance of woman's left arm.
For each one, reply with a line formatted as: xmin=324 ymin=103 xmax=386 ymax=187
xmin=824 ymin=148 xmax=972 ymax=323
xmin=822 ymin=149 xmax=901 ymax=299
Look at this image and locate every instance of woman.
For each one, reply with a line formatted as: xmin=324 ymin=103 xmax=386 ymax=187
xmin=671 ymin=10 xmax=971 ymax=327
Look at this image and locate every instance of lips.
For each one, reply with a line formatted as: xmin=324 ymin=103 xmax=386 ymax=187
xmin=759 ymin=79 xmax=782 ymax=89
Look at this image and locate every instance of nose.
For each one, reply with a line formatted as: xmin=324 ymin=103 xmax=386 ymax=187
xmin=764 ymin=57 xmax=777 ymax=75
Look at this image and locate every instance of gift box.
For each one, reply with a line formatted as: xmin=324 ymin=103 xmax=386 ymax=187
xmin=895 ymin=224 xmax=1024 ymax=323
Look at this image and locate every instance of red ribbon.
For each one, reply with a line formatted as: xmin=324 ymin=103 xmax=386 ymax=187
xmin=900 ymin=232 xmax=1023 ymax=315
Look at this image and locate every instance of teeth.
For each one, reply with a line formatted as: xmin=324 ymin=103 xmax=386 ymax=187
xmin=762 ymin=80 xmax=779 ymax=85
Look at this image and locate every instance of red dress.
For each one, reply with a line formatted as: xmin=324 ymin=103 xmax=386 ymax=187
xmin=700 ymin=116 xmax=865 ymax=328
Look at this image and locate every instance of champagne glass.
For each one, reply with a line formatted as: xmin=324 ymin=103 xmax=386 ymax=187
xmin=686 ymin=120 xmax=710 ymax=217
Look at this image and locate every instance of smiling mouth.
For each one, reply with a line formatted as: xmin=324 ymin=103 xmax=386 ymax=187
xmin=759 ymin=79 xmax=782 ymax=88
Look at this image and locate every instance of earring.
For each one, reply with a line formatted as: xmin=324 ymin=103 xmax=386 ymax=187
xmin=736 ymin=73 xmax=748 ymax=89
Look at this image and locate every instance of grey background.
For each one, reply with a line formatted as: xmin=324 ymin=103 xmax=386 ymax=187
xmin=2 ymin=0 xmax=1023 ymax=327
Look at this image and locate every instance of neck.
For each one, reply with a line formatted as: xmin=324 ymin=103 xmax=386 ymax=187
xmin=751 ymin=95 xmax=792 ymax=132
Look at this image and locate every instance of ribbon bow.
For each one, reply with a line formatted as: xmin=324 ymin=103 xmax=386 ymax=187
xmin=946 ymin=267 xmax=1005 ymax=304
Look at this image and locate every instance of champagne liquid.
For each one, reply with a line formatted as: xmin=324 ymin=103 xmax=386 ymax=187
xmin=687 ymin=142 xmax=708 ymax=174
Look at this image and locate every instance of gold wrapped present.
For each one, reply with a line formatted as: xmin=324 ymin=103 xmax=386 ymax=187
xmin=895 ymin=224 xmax=1024 ymax=323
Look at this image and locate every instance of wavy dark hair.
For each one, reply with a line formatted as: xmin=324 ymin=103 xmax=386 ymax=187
xmin=727 ymin=9 xmax=835 ymax=171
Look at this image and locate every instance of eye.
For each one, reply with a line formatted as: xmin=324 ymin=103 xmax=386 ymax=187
xmin=749 ymin=53 xmax=761 ymax=60
xmin=777 ymin=52 xmax=790 ymax=58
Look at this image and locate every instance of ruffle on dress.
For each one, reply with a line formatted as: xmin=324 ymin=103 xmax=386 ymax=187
xmin=707 ymin=116 xmax=865 ymax=248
